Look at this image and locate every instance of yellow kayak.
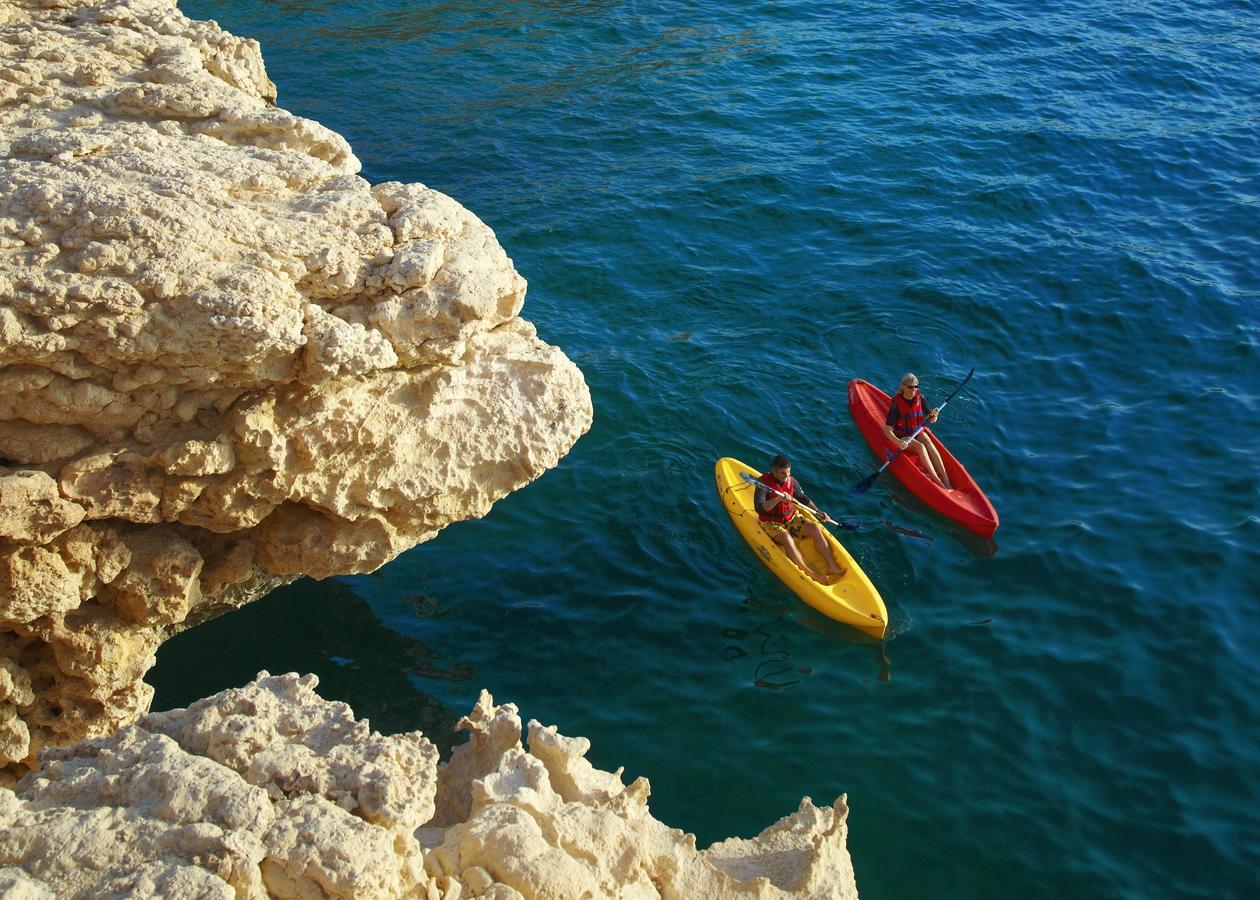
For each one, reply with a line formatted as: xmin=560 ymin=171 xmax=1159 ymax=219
xmin=715 ymin=457 xmax=888 ymax=638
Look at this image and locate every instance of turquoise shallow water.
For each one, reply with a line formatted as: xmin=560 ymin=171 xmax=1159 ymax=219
xmin=153 ymin=1 xmax=1260 ymax=896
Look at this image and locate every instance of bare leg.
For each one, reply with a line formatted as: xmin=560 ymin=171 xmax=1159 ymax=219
xmin=913 ymin=437 xmax=951 ymax=489
xmin=920 ymin=436 xmax=952 ymax=489
xmin=805 ymin=521 xmax=846 ymax=580
xmin=774 ymin=531 xmax=826 ymax=583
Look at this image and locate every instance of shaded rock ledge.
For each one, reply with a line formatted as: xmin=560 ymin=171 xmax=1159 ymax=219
xmin=0 ymin=0 xmax=591 ymax=774
xmin=0 ymin=672 xmax=860 ymax=899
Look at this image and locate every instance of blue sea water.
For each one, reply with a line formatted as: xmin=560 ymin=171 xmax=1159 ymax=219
xmin=153 ymin=1 xmax=1260 ymax=896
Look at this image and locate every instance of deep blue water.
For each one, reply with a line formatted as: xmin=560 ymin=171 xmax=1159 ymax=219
xmin=154 ymin=1 xmax=1260 ymax=896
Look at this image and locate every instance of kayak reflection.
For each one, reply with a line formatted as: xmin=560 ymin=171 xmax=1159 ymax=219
xmin=722 ymin=587 xmax=894 ymax=684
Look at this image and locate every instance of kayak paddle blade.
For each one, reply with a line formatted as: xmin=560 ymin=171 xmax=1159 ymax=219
xmin=851 ymin=471 xmax=878 ymax=495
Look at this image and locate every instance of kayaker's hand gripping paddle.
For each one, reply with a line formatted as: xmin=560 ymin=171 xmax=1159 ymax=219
xmin=739 ymin=471 xmax=854 ymax=530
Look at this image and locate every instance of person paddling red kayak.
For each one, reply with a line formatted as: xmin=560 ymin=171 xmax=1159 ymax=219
xmin=882 ymin=373 xmax=952 ymax=490
xmin=848 ymin=371 xmax=999 ymax=539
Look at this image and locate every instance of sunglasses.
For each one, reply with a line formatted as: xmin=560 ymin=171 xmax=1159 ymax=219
xmin=902 ymin=383 xmax=919 ymax=389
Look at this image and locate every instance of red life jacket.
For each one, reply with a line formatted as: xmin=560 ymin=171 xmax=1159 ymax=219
xmin=757 ymin=473 xmax=796 ymax=523
xmin=890 ymin=391 xmax=925 ymax=437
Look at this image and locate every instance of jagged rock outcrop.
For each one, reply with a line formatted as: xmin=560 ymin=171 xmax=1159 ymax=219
xmin=0 ymin=673 xmax=860 ymax=898
xmin=0 ymin=0 xmax=592 ymax=775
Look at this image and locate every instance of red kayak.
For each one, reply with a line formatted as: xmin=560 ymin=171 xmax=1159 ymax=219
xmin=847 ymin=378 xmax=999 ymax=539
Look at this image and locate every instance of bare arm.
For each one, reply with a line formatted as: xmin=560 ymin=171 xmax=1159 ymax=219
xmin=793 ymin=486 xmax=833 ymax=524
xmin=755 ymin=484 xmax=786 ymax=514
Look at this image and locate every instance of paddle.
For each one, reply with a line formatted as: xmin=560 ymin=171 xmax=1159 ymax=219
xmin=739 ymin=471 xmax=857 ymax=530
xmin=851 ymin=367 xmax=975 ymax=495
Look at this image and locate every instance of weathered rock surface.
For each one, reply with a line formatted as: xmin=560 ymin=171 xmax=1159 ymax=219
xmin=0 ymin=0 xmax=592 ymax=774
xmin=0 ymin=673 xmax=860 ymax=898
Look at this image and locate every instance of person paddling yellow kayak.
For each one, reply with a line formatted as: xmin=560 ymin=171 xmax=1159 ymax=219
xmin=752 ymin=454 xmax=846 ymax=584
xmin=715 ymin=457 xmax=888 ymax=638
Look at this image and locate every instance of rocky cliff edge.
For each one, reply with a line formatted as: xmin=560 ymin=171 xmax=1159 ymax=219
xmin=0 ymin=0 xmax=591 ymax=773
xmin=0 ymin=673 xmax=858 ymax=898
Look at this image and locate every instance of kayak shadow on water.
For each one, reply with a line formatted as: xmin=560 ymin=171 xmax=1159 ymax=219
xmin=945 ymin=519 xmax=999 ymax=558
xmin=720 ymin=587 xmax=893 ymax=685
xmin=870 ymin=487 xmax=999 ymax=558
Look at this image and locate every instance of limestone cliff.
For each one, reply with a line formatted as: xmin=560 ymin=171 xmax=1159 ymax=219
xmin=0 ymin=0 xmax=592 ymax=773
xmin=0 ymin=673 xmax=860 ymax=899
